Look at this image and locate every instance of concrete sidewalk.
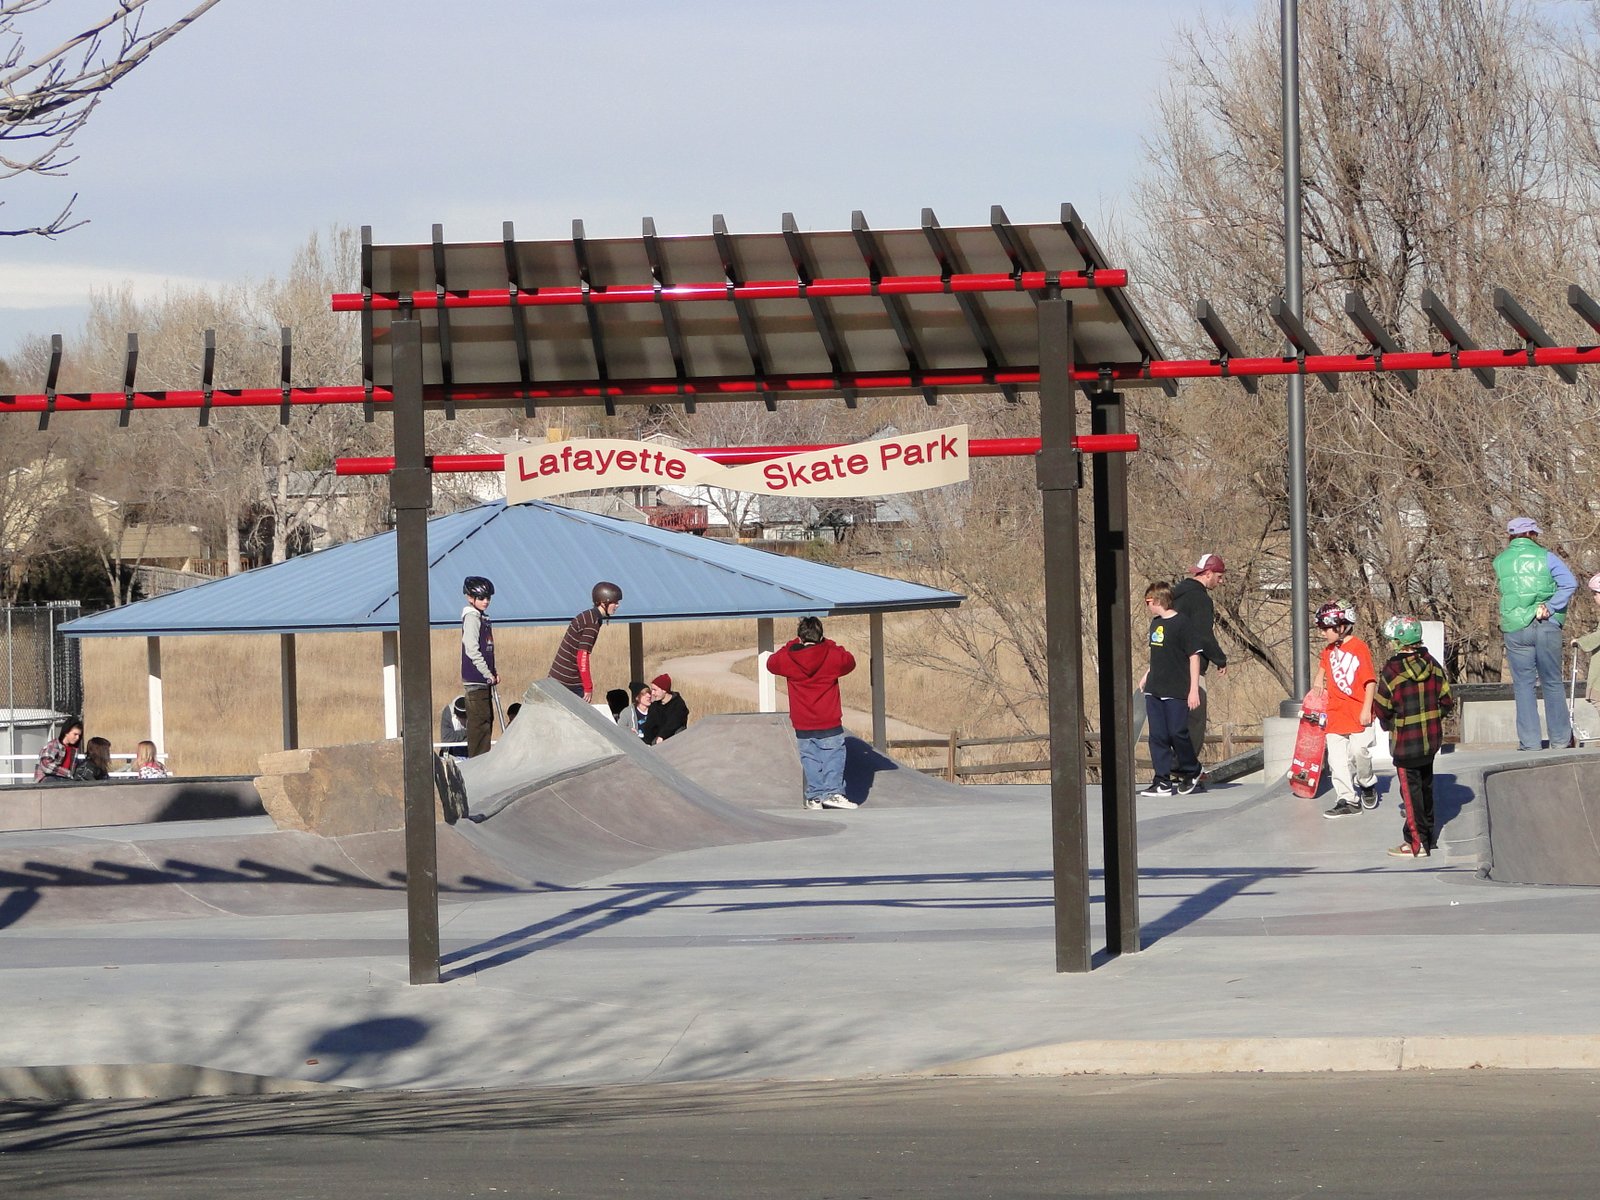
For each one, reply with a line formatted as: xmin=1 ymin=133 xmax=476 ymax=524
xmin=3 ymin=749 xmax=1600 ymax=1097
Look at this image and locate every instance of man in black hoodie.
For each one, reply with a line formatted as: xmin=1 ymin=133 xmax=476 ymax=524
xmin=1170 ymin=553 xmax=1229 ymax=782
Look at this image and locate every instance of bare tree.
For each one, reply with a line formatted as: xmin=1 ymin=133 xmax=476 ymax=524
xmin=1127 ymin=0 xmax=1592 ymax=692
xmin=2 ymin=0 xmax=223 ymax=236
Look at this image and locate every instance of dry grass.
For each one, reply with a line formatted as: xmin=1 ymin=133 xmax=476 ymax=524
xmin=82 ymin=619 xmax=756 ymax=776
xmin=82 ymin=607 xmax=1284 ymax=779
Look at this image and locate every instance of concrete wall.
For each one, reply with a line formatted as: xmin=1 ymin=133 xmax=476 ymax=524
xmin=0 ymin=777 xmax=263 ymax=832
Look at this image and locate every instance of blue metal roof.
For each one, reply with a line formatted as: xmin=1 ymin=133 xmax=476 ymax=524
xmin=62 ymin=501 xmax=963 ymax=637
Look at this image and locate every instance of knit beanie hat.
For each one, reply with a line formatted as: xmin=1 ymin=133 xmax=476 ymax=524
xmin=651 ymin=674 xmax=672 ymax=692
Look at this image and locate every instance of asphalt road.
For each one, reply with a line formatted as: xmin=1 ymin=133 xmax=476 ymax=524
xmin=3 ymin=1072 xmax=1600 ymax=1198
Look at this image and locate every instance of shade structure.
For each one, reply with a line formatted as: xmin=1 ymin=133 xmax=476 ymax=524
xmin=348 ymin=206 xmax=1167 ymax=406
xmin=60 ymin=501 xmax=962 ymax=639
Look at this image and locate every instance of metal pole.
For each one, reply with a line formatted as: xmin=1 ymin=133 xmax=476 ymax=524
xmin=1092 ymin=388 xmax=1139 ymax=957
xmin=1283 ymin=0 xmax=1311 ymax=698
xmin=869 ymin=611 xmax=887 ymax=751
xmin=1037 ymin=291 xmax=1091 ymax=973
xmin=391 ymin=319 xmax=441 ymax=985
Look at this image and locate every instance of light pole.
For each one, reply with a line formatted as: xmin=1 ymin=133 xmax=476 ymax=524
xmin=1282 ymin=0 xmax=1311 ymax=700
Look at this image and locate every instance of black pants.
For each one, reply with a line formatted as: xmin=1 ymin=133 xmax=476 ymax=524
xmin=1185 ymin=684 xmax=1209 ymax=764
xmin=464 ymin=686 xmax=494 ymax=758
xmin=1394 ymin=760 xmax=1436 ymax=852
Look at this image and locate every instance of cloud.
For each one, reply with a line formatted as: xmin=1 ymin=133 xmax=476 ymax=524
xmin=0 ymin=264 xmax=225 ymax=310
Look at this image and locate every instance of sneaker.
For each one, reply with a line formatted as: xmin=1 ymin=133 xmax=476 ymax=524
xmin=1357 ymin=784 xmax=1379 ymax=810
xmin=820 ymin=793 xmax=860 ymax=809
xmin=1176 ymin=776 xmax=1205 ymax=795
xmin=1323 ymin=800 xmax=1361 ymax=819
xmin=1387 ymin=843 xmax=1430 ymax=858
xmin=1138 ymin=779 xmax=1175 ymax=798
xmin=803 ymin=797 xmax=824 ymax=810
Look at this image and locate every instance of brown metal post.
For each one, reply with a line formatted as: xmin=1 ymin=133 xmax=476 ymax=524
xmin=869 ymin=611 xmax=887 ymax=750
xmin=1091 ymin=388 xmax=1140 ymax=956
xmin=391 ymin=319 xmax=440 ymax=985
xmin=1037 ymin=291 xmax=1090 ymax=973
xmin=628 ymin=621 xmax=645 ymax=685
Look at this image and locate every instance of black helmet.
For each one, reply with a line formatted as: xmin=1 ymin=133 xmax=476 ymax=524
xmin=592 ymin=581 xmax=622 ymax=606
xmin=463 ymin=576 xmax=495 ymax=600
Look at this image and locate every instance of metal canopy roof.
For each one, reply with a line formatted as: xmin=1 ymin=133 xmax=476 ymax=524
xmin=354 ymin=205 xmax=1167 ymax=407
xmin=60 ymin=501 xmax=963 ymax=638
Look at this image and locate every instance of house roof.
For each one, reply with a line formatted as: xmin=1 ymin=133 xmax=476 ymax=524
xmin=61 ymin=501 xmax=962 ymax=637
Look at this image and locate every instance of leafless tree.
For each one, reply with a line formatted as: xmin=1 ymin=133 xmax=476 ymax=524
xmin=1126 ymin=0 xmax=1596 ymax=691
xmin=2 ymin=0 xmax=223 ymax=236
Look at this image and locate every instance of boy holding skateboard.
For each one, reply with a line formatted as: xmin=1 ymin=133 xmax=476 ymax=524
xmin=1313 ymin=599 xmax=1380 ymax=819
xmin=1373 ymin=615 xmax=1454 ymax=858
xmin=1137 ymin=581 xmax=1204 ymax=798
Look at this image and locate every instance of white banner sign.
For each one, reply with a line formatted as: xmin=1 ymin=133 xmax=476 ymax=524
xmin=502 ymin=425 xmax=969 ymax=504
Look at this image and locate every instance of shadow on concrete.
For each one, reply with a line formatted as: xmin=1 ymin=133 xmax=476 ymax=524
xmin=440 ymin=865 xmax=1314 ymax=978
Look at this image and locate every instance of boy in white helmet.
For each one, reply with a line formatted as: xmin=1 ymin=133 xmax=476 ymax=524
xmin=1312 ymin=599 xmax=1379 ymax=820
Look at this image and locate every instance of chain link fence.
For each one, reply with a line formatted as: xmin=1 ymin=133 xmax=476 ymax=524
xmin=2 ymin=603 xmax=83 ymax=777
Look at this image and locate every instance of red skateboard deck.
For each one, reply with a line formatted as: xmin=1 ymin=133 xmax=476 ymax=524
xmin=1287 ymin=689 xmax=1328 ymax=798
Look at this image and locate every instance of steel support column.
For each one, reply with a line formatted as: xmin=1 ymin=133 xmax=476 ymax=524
xmin=1036 ymin=293 xmax=1090 ymax=973
xmin=279 ymin=634 xmax=298 ymax=750
xmin=869 ymin=611 xmax=887 ymax=751
xmin=757 ymin=618 xmax=776 ymax=713
xmin=628 ymin=622 xmax=645 ymax=689
xmin=1091 ymin=389 xmax=1139 ymax=956
xmin=391 ymin=319 xmax=440 ymax=985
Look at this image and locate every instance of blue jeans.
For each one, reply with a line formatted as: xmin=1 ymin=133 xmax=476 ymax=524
xmin=797 ymin=732 xmax=846 ymax=801
xmin=1505 ymin=621 xmax=1572 ymax=750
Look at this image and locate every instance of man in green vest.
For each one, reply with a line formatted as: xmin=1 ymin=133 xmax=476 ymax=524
xmin=1493 ymin=516 xmax=1577 ymax=751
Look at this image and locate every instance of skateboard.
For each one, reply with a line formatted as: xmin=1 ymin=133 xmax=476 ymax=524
xmin=1287 ymin=689 xmax=1328 ymax=798
xmin=432 ymin=752 xmax=469 ymax=824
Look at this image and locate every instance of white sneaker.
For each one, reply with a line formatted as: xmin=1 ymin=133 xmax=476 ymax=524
xmin=803 ymin=797 xmax=824 ymax=810
xmin=820 ymin=793 xmax=859 ymax=809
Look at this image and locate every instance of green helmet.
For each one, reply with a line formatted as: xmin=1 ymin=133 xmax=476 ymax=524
xmin=1382 ymin=615 xmax=1422 ymax=646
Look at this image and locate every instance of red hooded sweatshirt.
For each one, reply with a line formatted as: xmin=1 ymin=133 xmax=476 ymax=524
xmin=765 ymin=637 xmax=856 ymax=732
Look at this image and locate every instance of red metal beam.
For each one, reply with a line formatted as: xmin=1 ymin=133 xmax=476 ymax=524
xmin=332 ymin=435 xmax=1138 ymax=476
xmin=6 ymin=344 xmax=1600 ymax=415
xmin=330 ymin=268 xmax=1126 ymax=312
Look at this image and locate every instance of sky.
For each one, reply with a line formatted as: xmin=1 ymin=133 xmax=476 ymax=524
xmin=1 ymin=0 xmax=1249 ymax=361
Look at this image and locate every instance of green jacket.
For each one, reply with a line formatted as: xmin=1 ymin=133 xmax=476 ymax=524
xmin=1494 ymin=537 xmax=1559 ymax=632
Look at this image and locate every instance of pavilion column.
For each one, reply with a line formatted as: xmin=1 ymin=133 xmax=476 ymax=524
xmin=628 ymin=622 xmax=645 ymax=687
xmin=382 ymin=630 xmax=400 ymax=739
xmin=145 ymin=636 xmax=165 ymax=757
xmin=869 ymin=612 xmax=886 ymax=751
xmin=1036 ymin=290 xmax=1090 ymax=974
xmin=279 ymin=633 xmax=299 ymax=750
xmin=756 ymin=618 xmax=776 ymax=713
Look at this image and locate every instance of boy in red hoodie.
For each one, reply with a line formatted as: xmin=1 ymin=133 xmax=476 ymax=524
xmin=766 ymin=616 xmax=858 ymax=810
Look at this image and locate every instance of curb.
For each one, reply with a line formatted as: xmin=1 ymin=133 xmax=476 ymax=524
xmin=0 ymin=1063 xmax=347 ymax=1102
xmin=926 ymin=1035 xmax=1600 ymax=1076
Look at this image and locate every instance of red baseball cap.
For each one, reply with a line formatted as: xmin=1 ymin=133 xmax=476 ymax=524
xmin=1192 ymin=553 xmax=1226 ymax=576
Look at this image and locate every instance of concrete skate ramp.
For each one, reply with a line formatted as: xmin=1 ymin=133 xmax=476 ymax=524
xmin=447 ymin=683 xmax=829 ymax=887
xmin=657 ymin=713 xmax=971 ymax=809
xmin=1483 ymin=756 xmax=1600 ymax=885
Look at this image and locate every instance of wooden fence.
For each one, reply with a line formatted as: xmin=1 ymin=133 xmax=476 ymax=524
xmin=886 ymin=726 xmax=1263 ymax=783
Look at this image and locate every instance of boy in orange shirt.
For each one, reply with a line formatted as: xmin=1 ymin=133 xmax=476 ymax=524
xmin=1312 ymin=599 xmax=1380 ymax=818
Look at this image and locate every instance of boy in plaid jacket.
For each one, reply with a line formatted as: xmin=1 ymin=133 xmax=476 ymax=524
xmin=1373 ymin=616 xmax=1454 ymax=859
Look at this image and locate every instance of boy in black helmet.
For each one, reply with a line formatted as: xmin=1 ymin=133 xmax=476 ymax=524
xmin=460 ymin=575 xmax=498 ymax=757
xmin=549 ymin=581 xmax=622 ymax=702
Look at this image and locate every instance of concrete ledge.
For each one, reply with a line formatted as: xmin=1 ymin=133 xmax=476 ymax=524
xmin=0 ymin=778 xmax=263 ymax=831
xmin=0 ymin=1062 xmax=346 ymax=1101
xmin=927 ymin=1034 xmax=1600 ymax=1076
